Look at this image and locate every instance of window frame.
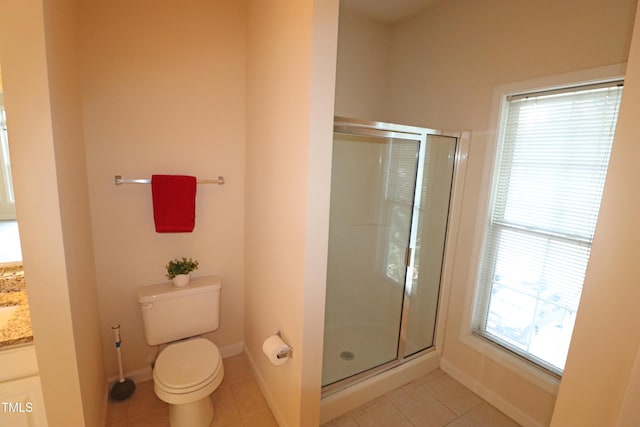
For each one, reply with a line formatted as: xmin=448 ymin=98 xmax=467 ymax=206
xmin=459 ymin=64 xmax=626 ymax=392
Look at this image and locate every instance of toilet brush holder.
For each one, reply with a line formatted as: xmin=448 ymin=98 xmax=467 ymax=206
xmin=110 ymin=324 xmax=136 ymax=401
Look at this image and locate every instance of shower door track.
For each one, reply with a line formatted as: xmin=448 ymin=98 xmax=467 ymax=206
xmin=322 ymin=117 xmax=469 ymax=397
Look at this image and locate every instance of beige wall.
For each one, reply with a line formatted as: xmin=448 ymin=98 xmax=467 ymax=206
xmin=334 ymin=7 xmax=391 ymax=120
xmin=551 ymin=1 xmax=640 ymax=424
xmin=245 ymin=0 xmax=338 ymax=425
xmin=41 ymin=0 xmax=106 ymax=424
xmin=77 ymin=0 xmax=248 ymax=377
xmin=379 ymin=0 xmax=637 ymax=425
xmin=0 ymin=0 xmax=97 ymax=425
xmin=301 ymin=1 xmax=340 ymax=421
xmin=388 ymin=0 xmax=636 ymax=129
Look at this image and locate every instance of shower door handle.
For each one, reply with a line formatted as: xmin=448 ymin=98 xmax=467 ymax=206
xmin=405 ymin=247 xmax=413 ymax=267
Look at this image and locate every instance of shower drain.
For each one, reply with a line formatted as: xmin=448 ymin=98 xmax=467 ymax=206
xmin=340 ymin=350 xmax=355 ymax=361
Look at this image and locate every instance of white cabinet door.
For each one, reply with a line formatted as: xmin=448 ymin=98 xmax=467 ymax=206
xmin=0 ymin=345 xmax=47 ymax=426
xmin=0 ymin=375 xmax=47 ymax=427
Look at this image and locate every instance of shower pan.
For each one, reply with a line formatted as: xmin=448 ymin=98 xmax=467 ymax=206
xmin=322 ymin=117 xmax=468 ymax=394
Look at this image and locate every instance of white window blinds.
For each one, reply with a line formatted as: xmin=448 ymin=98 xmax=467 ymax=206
xmin=473 ymin=81 xmax=623 ymax=375
xmin=385 ymin=139 xmax=419 ymax=284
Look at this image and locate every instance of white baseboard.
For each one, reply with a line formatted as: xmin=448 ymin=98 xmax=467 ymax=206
xmin=440 ymin=358 xmax=546 ymax=427
xmin=219 ymin=341 xmax=244 ymax=358
xmin=244 ymin=345 xmax=288 ymax=427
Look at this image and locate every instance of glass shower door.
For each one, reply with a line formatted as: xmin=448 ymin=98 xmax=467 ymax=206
xmin=402 ymin=135 xmax=457 ymax=356
xmin=322 ymin=132 xmax=420 ymax=387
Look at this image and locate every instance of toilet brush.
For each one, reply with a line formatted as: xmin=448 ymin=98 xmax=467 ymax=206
xmin=110 ymin=324 xmax=136 ymax=401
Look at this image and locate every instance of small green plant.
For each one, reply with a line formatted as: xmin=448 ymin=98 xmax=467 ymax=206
xmin=165 ymin=257 xmax=199 ymax=279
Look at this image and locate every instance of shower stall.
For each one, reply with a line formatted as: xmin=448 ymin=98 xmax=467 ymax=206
xmin=321 ymin=117 xmax=468 ymax=400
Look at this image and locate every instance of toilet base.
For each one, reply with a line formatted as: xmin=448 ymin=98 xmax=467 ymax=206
xmin=169 ymin=396 xmax=213 ymax=427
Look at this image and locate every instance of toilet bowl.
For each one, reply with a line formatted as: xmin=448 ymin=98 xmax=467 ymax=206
xmin=153 ymin=338 xmax=224 ymax=427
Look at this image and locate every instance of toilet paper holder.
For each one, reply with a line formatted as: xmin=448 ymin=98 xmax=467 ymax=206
xmin=276 ymin=332 xmax=293 ymax=359
xmin=277 ymin=346 xmax=293 ymax=359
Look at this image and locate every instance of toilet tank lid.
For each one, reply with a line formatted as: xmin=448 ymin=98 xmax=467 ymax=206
xmin=137 ymin=275 xmax=222 ymax=304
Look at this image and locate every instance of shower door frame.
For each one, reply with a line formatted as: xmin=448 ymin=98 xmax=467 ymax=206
xmin=322 ymin=117 xmax=470 ymax=396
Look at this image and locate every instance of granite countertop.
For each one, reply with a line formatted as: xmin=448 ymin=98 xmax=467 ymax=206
xmin=0 ymin=265 xmax=33 ymax=347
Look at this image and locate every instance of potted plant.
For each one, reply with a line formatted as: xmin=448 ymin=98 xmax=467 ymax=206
xmin=166 ymin=257 xmax=199 ymax=287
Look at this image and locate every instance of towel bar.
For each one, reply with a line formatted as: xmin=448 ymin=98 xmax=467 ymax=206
xmin=114 ymin=175 xmax=225 ymax=185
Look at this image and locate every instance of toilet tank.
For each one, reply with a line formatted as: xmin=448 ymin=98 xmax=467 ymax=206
xmin=137 ymin=275 xmax=222 ymax=346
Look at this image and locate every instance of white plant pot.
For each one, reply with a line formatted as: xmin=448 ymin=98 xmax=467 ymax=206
xmin=172 ymin=273 xmax=191 ymax=287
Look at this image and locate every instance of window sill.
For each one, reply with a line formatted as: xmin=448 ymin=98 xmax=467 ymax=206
xmin=460 ymin=331 xmax=561 ymax=396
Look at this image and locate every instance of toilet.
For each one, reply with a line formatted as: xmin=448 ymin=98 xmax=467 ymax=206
xmin=137 ymin=275 xmax=224 ymax=427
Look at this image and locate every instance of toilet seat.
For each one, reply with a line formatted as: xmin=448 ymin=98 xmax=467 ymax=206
xmin=154 ymin=338 xmax=223 ymax=399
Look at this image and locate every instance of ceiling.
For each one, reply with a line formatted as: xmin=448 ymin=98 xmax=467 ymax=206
xmin=341 ymin=0 xmax=443 ymax=24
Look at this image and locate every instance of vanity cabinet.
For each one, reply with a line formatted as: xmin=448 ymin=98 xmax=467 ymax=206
xmin=0 ymin=345 xmax=47 ymax=426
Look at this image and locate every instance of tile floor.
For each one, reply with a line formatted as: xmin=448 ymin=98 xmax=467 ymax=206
xmin=106 ymin=353 xmax=519 ymax=427
xmin=322 ymin=368 xmax=520 ymax=427
xmin=106 ymin=354 xmax=278 ymax=427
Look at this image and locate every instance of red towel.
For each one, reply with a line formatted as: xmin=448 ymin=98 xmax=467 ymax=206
xmin=151 ymin=175 xmax=197 ymax=233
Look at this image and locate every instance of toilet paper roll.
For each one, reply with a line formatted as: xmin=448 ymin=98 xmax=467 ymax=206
xmin=262 ymin=334 xmax=291 ymax=366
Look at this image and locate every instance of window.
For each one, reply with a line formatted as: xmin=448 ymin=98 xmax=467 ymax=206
xmin=473 ymin=80 xmax=623 ymax=375
xmin=0 ymin=93 xmax=17 ymax=220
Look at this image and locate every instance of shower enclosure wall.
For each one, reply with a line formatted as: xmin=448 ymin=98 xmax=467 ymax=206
xmin=322 ymin=117 xmax=468 ymax=399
